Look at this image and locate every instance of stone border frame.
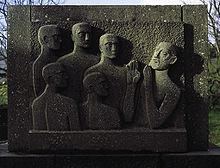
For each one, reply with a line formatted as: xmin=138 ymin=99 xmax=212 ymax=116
xmin=7 ymin=5 xmax=208 ymax=152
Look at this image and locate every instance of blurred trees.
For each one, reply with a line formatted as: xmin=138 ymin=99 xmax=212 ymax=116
xmin=201 ymin=0 xmax=220 ymax=111
xmin=201 ymin=0 xmax=219 ymax=58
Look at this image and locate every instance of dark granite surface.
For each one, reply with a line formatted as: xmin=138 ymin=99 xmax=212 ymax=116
xmin=7 ymin=5 xmax=208 ymax=153
xmin=28 ymin=128 xmax=187 ymax=153
xmin=0 ymin=105 xmax=7 ymax=141
xmin=1 ymin=143 xmax=220 ymax=168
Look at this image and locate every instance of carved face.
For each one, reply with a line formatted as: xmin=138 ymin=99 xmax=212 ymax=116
xmin=44 ymin=29 xmax=62 ymax=50
xmin=94 ymin=76 xmax=109 ymax=97
xmin=50 ymin=66 xmax=68 ymax=88
xmin=149 ymin=42 xmax=177 ymax=70
xmin=100 ymin=36 xmax=119 ymax=59
xmin=72 ymin=25 xmax=91 ymax=48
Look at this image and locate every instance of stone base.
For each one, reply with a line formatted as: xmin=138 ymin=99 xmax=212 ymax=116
xmin=1 ymin=143 xmax=220 ymax=168
xmin=0 ymin=105 xmax=7 ymax=141
xmin=28 ymin=128 xmax=187 ymax=153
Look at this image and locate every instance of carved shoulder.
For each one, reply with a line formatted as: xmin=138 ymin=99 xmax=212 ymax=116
xmin=57 ymin=52 xmax=74 ymax=63
xmin=84 ymin=63 xmax=101 ymax=76
xmin=32 ymin=94 xmax=46 ymax=110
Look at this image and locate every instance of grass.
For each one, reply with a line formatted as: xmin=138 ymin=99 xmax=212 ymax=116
xmin=209 ymin=107 xmax=220 ymax=146
xmin=0 ymin=84 xmax=7 ymax=105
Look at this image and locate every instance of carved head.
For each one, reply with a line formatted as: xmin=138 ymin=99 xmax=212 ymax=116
xmin=42 ymin=63 xmax=68 ymax=88
xmin=149 ymin=42 xmax=177 ymax=70
xmin=71 ymin=22 xmax=91 ymax=48
xmin=99 ymin=34 xmax=119 ymax=59
xmin=38 ymin=25 xmax=61 ymax=50
xmin=83 ymin=72 xmax=109 ymax=97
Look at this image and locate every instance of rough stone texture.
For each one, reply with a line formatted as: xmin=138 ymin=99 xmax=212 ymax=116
xmin=28 ymin=129 xmax=186 ymax=153
xmin=7 ymin=5 xmax=208 ymax=152
xmin=31 ymin=5 xmax=182 ymax=23
xmin=0 ymin=105 xmax=7 ymax=141
xmin=7 ymin=6 xmax=32 ymax=152
xmin=1 ymin=143 xmax=220 ymax=168
xmin=183 ymin=5 xmax=209 ymax=150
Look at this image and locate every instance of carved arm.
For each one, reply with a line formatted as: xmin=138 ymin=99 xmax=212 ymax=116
xmin=143 ymin=65 xmax=181 ymax=129
xmin=123 ymin=60 xmax=140 ymax=122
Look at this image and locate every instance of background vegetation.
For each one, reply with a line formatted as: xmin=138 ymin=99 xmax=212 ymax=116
xmin=208 ymin=55 xmax=220 ymax=145
xmin=201 ymin=0 xmax=220 ymax=146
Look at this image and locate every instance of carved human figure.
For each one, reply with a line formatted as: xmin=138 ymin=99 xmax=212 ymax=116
xmin=32 ymin=62 xmax=80 ymax=131
xmin=81 ymin=72 xmax=120 ymax=130
xmin=33 ymin=25 xmax=62 ymax=97
xmin=84 ymin=34 xmax=127 ymax=116
xmin=57 ymin=22 xmax=99 ymax=101
xmin=142 ymin=42 xmax=181 ymax=129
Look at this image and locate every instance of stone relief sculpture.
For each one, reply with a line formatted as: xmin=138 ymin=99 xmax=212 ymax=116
xmin=84 ymin=34 xmax=127 ymax=117
xmin=84 ymin=33 xmax=141 ymax=128
xmin=142 ymin=42 xmax=181 ymax=129
xmin=57 ymin=22 xmax=99 ymax=101
xmin=32 ymin=62 xmax=80 ymax=131
xmin=32 ymin=23 xmax=181 ymax=131
xmin=33 ymin=25 xmax=62 ymax=97
xmin=81 ymin=72 xmax=120 ymax=130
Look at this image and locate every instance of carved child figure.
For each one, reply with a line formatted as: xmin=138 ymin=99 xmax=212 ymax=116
xmin=81 ymin=72 xmax=120 ymax=130
xmin=32 ymin=62 xmax=80 ymax=131
xmin=57 ymin=22 xmax=99 ymax=101
xmin=143 ymin=42 xmax=181 ymax=129
xmin=33 ymin=25 xmax=62 ymax=97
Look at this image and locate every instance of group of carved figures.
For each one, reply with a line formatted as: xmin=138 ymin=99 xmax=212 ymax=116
xmin=32 ymin=22 xmax=181 ymax=131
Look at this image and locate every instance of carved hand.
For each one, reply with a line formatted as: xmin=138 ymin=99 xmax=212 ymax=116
xmin=143 ymin=65 xmax=152 ymax=88
xmin=126 ymin=60 xmax=140 ymax=85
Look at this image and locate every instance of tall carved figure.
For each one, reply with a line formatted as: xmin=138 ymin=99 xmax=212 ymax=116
xmin=81 ymin=72 xmax=120 ymax=130
xmin=143 ymin=42 xmax=181 ymax=129
xmin=33 ymin=25 xmax=62 ymax=97
xmin=32 ymin=63 xmax=80 ymax=131
xmin=57 ymin=22 xmax=99 ymax=101
xmin=85 ymin=34 xmax=127 ymax=115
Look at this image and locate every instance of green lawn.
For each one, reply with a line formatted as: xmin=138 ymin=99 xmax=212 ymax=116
xmin=209 ymin=107 xmax=220 ymax=146
xmin=0 ymin=85 xmax=7 ymax=105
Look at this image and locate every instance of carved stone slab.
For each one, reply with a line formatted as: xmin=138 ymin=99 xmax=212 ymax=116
xmin=7 ymin=5 xmax=208 ymax=153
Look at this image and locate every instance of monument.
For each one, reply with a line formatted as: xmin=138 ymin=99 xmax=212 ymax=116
xmin=4 ymin=5 xmax=215 ymax=168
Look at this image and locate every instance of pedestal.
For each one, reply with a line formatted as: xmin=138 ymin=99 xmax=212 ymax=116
xmin=1 ymin=143 xmax=220 ymax=168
